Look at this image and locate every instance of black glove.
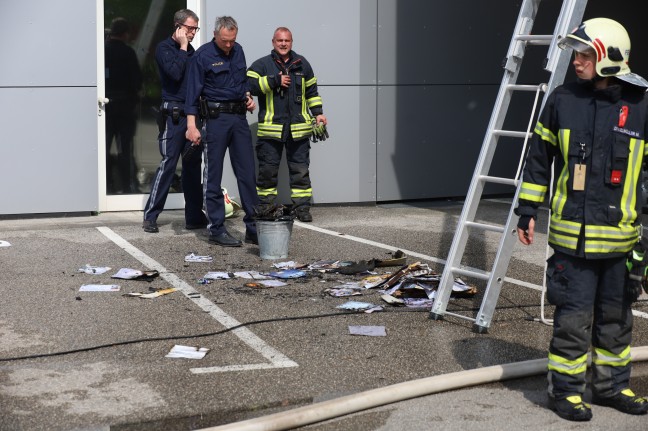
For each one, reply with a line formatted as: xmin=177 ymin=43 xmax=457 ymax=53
xmin=517 ymin=215 xmax=534 ymax=231
xmin=626 ymin=240 xmax=648 ymax=302
xmin=310 ymin=122 xmax=329 ymax=143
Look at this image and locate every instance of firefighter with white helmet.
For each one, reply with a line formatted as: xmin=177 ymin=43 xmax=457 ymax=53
xmin=516 ymin=18 xmax=648 ymax=421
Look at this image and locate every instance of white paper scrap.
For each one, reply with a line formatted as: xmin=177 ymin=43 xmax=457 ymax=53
xmin=165 ymin=344 xmax=210 ymax=359
xmin=272 ymin=261 xmax=300 ymax=269
xmin=185 ymin=253 xmax=213 ymax=263
xmin=78 ymin=264 xmax=111 ymax=275
xmin=336 ymin=301 xmax=378 ymax=311
xmin=0 ymin=240 xmax=11 ymax=247
xmin=111 ymin=268 xmax=144 ymax=279
xmin=203 ymin=271 xmax=231 ymax=280
xmin=80 ymin=284 xmax=120 ymax=292
xmin=257 ymin=279 xmax=287 ymax=287
xmin=233 ymin=271 xmax=270 ymax=280
xmin=349 ymin=325 xmax=387 ymax=337
xmin=124 ymin=288 xmax=177 ymax=298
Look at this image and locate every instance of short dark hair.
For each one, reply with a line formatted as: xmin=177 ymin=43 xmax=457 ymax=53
xmin=174 ymin=9 xmax=199 ymax=26
xmin=109 ymin=17 xmax=130 ymax=37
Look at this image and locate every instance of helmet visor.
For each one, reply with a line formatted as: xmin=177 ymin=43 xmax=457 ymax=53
xmin=558 ymin=36 xmax=593 ymax=54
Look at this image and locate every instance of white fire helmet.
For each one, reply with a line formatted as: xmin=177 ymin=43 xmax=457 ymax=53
xmin=558 ymin=17 xmax=648 ymax=87
xmin=222 ymin=188 xmax=241 ymax=219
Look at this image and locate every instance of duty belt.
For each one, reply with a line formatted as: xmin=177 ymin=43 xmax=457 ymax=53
xmin=160 ymin=103 xmax=186 ymax=124
xmin=206 ymin=101 xmax=247 ymax=117
xmin=160 ymin=106 xmax=187 ymax=117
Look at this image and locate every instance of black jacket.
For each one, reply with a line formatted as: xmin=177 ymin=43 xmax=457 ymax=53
xmin=518 ymin=79 xmax=648 ymax=258
xmin=247 ymin=50 xmax=323 ymax=140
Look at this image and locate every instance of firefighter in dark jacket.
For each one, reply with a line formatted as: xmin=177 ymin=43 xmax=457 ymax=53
xmin=516 ymin=18 xmax=648 ymax=422
xmin=247 ymin=27 xmax=327 ymax=222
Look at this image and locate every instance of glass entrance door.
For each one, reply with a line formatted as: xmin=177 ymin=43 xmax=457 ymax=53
xmin=100 ymin=0 xmax=192 ymax=211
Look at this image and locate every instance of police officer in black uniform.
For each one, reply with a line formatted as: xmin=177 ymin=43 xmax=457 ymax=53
xmin=142 ymin=9 xmax=207 ymax=233
xmin=185 ymin=16 xmax=258 ymax=246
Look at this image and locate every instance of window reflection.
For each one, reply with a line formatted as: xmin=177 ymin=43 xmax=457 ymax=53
xmin=105 ymin=17 xmax=141 ymax=194
xmin=104 ymin=0 xmax=186 ymax=195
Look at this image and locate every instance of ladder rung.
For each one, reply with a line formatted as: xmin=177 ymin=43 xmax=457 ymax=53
xmin=514 ymin=34 xmax=553 ymax=45
xmin=492 ymin=129 xmax=533 ymax=139
xmin=451 ymin=266 xmax=490 ymax=281
xmin=478 ymin=175 xmax=518 ymax=186
xmin=443 ymin=311 xmax=476 ymax=323
xmin=507 ymin=84 xmax=547 ymax=92
xmin=465 ymin=221 xmax=505 ymax=233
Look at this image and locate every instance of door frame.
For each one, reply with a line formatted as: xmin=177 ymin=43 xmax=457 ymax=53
xmin=97 ymin=0 xmax=203 ymax=212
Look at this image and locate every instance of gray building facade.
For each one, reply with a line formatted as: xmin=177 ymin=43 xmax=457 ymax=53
xmin=1 ymin=0 xmax=645 ymax=215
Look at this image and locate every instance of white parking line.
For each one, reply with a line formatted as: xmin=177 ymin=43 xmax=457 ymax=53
xmin=96 ymin=226 xmax=298 ymax=374
xmin=294 ymin=222 xmax=648 ymax=320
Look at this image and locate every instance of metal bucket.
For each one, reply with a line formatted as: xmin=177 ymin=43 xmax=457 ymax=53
xmin=256 ymin=220 xmax=293 ymax=259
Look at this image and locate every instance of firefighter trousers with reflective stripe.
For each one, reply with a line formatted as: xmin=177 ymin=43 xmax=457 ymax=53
xmin=545 ymin=251 xmax=633 ymax=398
xmin=255 ymin=136 xmax=312 ymax=209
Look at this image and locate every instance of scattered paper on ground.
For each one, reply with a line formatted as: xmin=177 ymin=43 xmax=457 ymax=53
xmin=325 ymin=284 xmax=363 ymax=297
xmin=79 ymin=284 xmax=120 ymax=292
xmin=78 ymin=264 xmax=111 ymax=275
xmin=185 ymin=253 xmax=213 ymax=263
xmin=268 ymin=270 xmax=306 ymax=279
xmin=203 ymin=272 xmax=231 ymax=280
xmin=111 ymin=268 xmax=143 ymax=279
xmin=349 ymin=325 xmax=387 ymax=337
xmin=165 ymin=345 xmax=210 ymax=359
xmin=254 ymin=279 xmax=287 ymax=287
xmin=336 ymin=301 xmax=383 ymax=313
xmin=272 ymin=261 xmax=306 ymax=269
xmin=124 ymin=288 xmax=177 ymax=299
xmin=234 ymin=271 xmax=270 ymax=280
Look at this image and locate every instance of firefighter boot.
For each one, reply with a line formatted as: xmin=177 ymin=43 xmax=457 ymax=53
xmin=549 ymin=395 xmax=592 ymax=421
xmin=296 ymin=206 xmax=313 ymax=222
xmin=592 ymin=389 xmax=648 ymax=415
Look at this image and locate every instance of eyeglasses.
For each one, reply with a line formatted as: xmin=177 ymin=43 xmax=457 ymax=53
xmin=179 ymin=23 xmax=200 ymax=33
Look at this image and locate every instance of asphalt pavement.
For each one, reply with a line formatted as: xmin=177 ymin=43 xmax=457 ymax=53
xmin=1 ymin=201 xmax=647 ymax=431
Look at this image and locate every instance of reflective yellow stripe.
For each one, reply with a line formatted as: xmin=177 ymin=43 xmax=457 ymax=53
xmin=519 ymin=182 xmax=547 ymax=203
xmin=549 ymin=231 xmax=579 ymax=250
xmin=305 ymin=77 xmax=317 ymax=87
xmin=620 ymin=138 xmax=642 ymax=224
xmin=260 ymin=76 xmax=270 ymax=94
xmin=551 ymin=129 xmax=570 ymax=217
xmin=535 ymin=121 xmax=557 ymax=146
xmin=291 ymin=188 xmax=312 ymax=198
xmin=264 ymin=91 xmax=274 ymax=124
xmin=593 ymin=346 xmax=631 ymax=367
xmin=307 ymin=96 xmax=323 ymax=108
xmin=584 ymin=238 xmax=636 ymax=254
xmin=247 ymin=71 xmax=272 ymax=94
xmin=256 ymin=187 xmax=277 ymax=197
xmin=258 ymin=123 xmax=283 ymax=139
xmin=548 ymin=213 xmax=580 ymax=250
xmin=548 ymin=352 xmax=588 ymax=375
xmin=300 ymin=77 xmax=311 ymax=125
xmin=550 ymin=215 xmax=581 ymax=236
xmin=290 ymin=122 xmax=314 ymax=139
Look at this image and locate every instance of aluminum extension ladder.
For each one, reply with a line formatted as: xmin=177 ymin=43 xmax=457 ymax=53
xmin=429 ymin=0 xmax=588 ymax=333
